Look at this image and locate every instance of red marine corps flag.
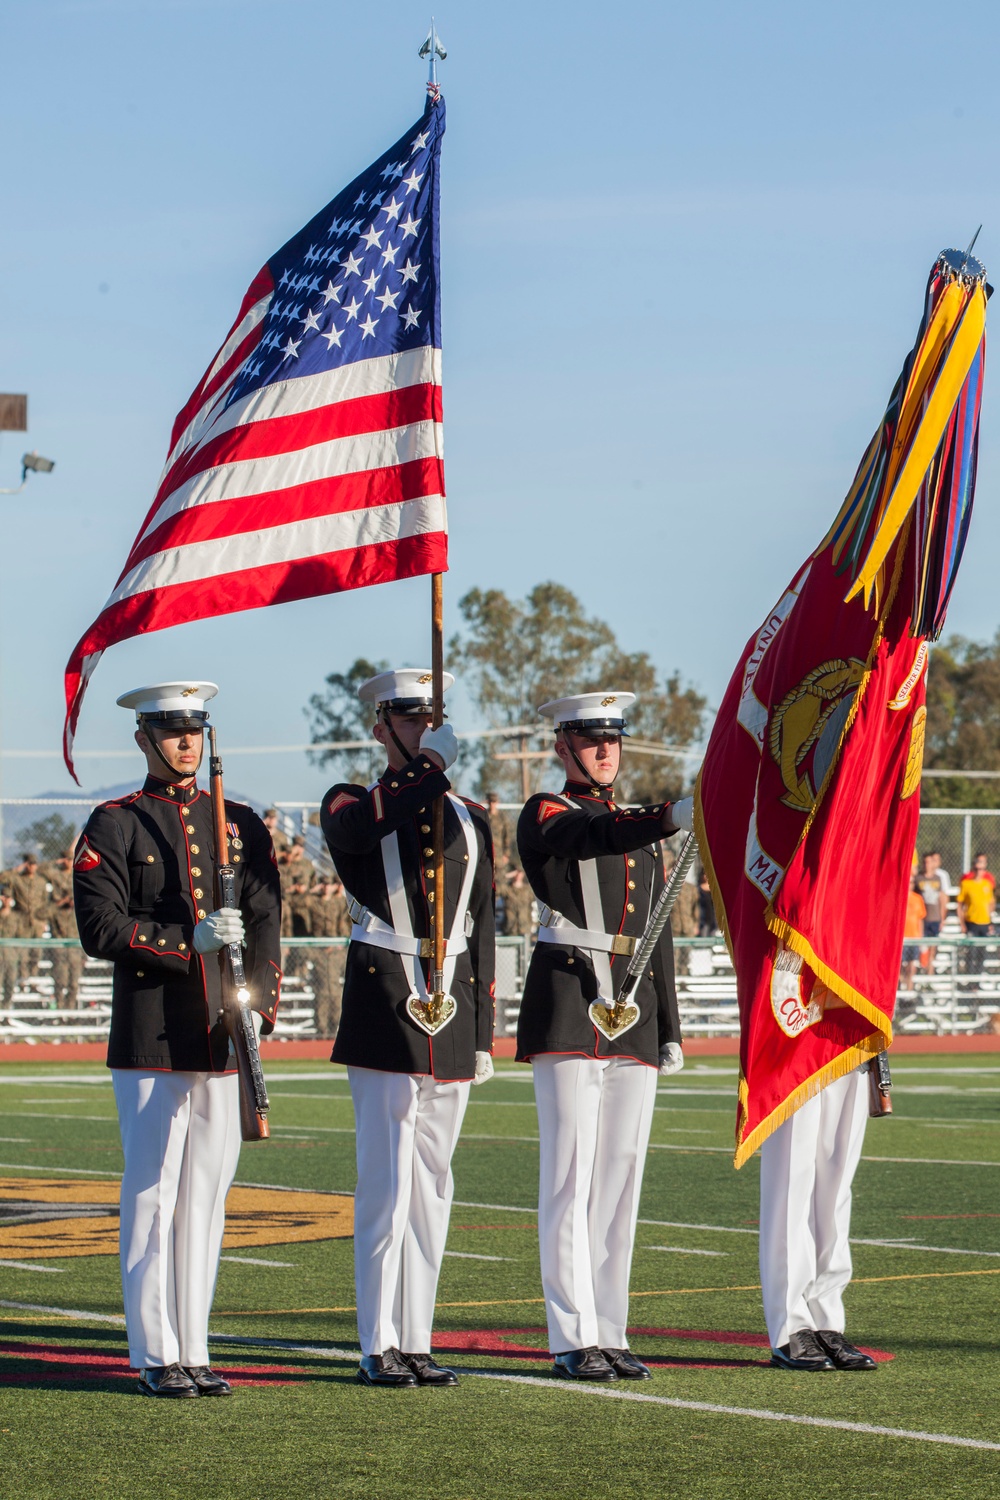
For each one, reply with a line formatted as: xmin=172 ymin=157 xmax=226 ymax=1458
xmin=63 ymin=91 xmax=447 ymax=782
xmin=696 ymin=246 xmax=988 ymax=1167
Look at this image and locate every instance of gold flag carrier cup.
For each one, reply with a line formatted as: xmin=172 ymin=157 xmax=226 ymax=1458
xmin=589 ymin=832 xmax=698 ymax=1041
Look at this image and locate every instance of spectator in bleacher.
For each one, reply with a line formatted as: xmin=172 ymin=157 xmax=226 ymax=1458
xmin=916 ymin=852 xmax=947 ymax=974
xmin=486 ymin=792 xmax=512 ymax=876
xmin=901 ymin=877 xmax=926 ymax=991
xmin=46 ymin=849 xmax=83 ymax=1007
xmin=502 ymin=866 xmax=536 ymax=938
xmin=697 ymin=870 xmax=717 ymax=937
xmin=263 ymin=807 xmax=291 ymax=856
xmin=0 ymin=886 xmax=27 ymax=1003
xmin=10 ymin=854 xmax=48 ymax=937
xmin=10 ymin=853 xmax=49 ymax=976
xmin=958 ymin=852 xmax=996 ymax=976
xmin=929 ymin=850 xmax=952 ymax=913
xmin=307 ymin=877 xmax=351 ymax=1038
xmin=278 ymin=837 xmax=316 ymax=977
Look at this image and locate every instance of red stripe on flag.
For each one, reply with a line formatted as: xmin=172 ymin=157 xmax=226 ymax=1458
xmin=155 ymin=382 xmax=443 ymax=513
xmin=121 ymin=458 xmax=445 ymax=580
xmin=168 ymin=266 xmax=273 ymax=453
xmin=74 ymin=531 xmax=448 ymax=659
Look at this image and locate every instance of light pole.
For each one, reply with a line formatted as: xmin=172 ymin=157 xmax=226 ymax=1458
xmin=0 ymin=449 xmax=56 ymax=496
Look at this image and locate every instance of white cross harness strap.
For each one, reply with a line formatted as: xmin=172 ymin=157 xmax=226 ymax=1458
xmin=534 ymin=796 xmax=649 ymax=1003
xmin=343 ymin=791 xmax=478 ymax=1032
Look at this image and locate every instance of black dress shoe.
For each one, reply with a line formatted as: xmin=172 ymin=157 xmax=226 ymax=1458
xmin=400 ymin=1352 xmax=459 ymax=1386
xmin=602 ymin=1348 xmax=652 ymax=1380
xmin=770 ymin=1329 xmax=835 ymax=1371
xmin=552 ymin=1347 xmax=618 ymax=1381
xmin=815 ymin=1330 xmax=877 ymax=1371
xmin=137 ymin=1364 xmax=199 ymax=1398
xmin=184 ymin=1365 xmax=232 ymax=1396
xmin=357 ymin=1348 xmax=418 ymax=1388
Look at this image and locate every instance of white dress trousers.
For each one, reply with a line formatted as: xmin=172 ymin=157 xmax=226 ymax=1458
xmin=348 ymin=1066 xmax=471 ymax=1357
xmin=112 ymin=1069 xmax=241 ymax=1370
xmin=758 ymin=1068 xmax=869 ymax=1349
xmin=533 ymin=1054 xmax=658 ymax=1353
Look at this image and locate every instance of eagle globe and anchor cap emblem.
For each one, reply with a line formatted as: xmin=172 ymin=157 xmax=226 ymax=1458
xmin=767 ymin=659 xmax=867 ymax=812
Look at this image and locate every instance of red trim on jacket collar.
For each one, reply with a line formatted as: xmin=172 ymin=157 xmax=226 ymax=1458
xmin=563 ymin=779 xmax=615 ymax=803
xmin=140 ymin=774 xmax=204 ymax=804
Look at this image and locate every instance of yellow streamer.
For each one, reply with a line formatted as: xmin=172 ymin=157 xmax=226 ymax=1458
xmin=847 ymin=284 xmax=986 ymax=607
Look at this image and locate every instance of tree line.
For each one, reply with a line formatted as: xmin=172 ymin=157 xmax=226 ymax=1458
xmin=305 ymin=580 xmax=1000 ymax=808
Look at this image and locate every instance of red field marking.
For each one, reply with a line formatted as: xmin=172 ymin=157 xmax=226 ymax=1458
xmin=0 ymin=1340 xmax=306 ymax=1386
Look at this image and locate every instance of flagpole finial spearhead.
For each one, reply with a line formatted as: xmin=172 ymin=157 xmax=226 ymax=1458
xmin=937 ymin=240 xmax=987 ymax=288
xmin=418 ymin=18 xmax=447 ymax=96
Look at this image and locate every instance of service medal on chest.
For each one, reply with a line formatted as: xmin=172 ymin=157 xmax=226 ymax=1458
xmin=406 ymin=993 xmax=457 ymax=1036
xmin=589 ymin=999 xmax=640 ymax=1041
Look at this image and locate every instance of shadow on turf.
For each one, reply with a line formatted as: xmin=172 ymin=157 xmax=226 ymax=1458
xmin=0 ymin=1322 xmax=360 ymax=1394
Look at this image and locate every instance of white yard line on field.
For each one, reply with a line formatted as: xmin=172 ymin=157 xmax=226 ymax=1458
xmin=207 ymin=1332 xmax=1000 ymax=1454
xmin=644 ymin=1246 xmax=727 ymax=1257
xmin=443 ymin=1251 xmax=513 ymax=1262
xmin=220 ymin=1255 xmax=295 ymax=1268
xmin=2 ymin=1300 xmax=998 ymax=1452
xmin=0 ymin=1161 xmax=119 ymax=1176
xmin=0 ymin=1260 xmax=66 ymax=1273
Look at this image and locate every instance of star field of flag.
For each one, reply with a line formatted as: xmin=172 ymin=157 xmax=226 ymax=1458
xmin=229 ymin=103 xmax=443 ymax=404
xmin=64 ymin=98 xmax=448 ymax=780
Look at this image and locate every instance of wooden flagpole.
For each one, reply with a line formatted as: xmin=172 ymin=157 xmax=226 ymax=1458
xmin=430 ymin=571 xmax=446 ymax=1015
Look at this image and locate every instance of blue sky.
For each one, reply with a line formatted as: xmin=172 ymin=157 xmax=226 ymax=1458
xmin=2 ymin=0 xmax=998 ymax=804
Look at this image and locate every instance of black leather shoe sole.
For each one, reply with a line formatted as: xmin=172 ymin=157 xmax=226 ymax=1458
xmin=552 ymin=1363 xmax=618 ymax=1382
xmin=137 ymin=1378 xmax=198 ymax=1398
xmin=823 ymin=1349 xmax=877 ymax=1371
xmin=356 ymin=1368 xmax=417 ymax=1388
xmin=610 ymin=1361 xmax=652 ymax=1380
xmin=769 ymin=1349 xmax=834 ymax=1372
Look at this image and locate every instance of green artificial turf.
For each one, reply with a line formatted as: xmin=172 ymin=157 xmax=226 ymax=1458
xmin=0 ymin=1055 xmax=997 ymax=1499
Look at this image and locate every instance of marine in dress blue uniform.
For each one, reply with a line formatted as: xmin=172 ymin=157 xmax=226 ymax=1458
xmin=516 ymin=691 xmax=690 ymax=1382
xmin=74 ymin=683 xmax=281 ymax=1398
xmin=321 ymin=669 xmax=495 ymax=1388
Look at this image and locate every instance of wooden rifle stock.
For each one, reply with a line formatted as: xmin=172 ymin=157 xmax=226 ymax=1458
xmin=209 ymin=727 xmax=270 ymax=1142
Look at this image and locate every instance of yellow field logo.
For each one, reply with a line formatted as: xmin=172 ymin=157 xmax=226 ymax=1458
xmin=0 ymin=1178 xmax=354 ymax=1259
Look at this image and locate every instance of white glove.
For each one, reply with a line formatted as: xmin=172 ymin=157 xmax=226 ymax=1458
xmin=419 ymin=723 xmax=459 ymax=771
xmin=193 ymin=907 xmax=245 ymax=954
xmin=669 ymin=797 xmax=694 ymax=833
xmin=472 ymin=1050 xmax=494 ymax=1085
xmin=251 ymin=1010 xmax=264 ymax=1040
xmin=658 ymin=1042 xmax=684 ymax=1077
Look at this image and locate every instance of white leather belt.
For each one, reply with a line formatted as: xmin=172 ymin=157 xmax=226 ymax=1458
xmin=347 ymin=901 xmax=468 ymax=959
xmin=343 ymin=791 xmax=478 ymax=1003
xmin=536 ymin=906 xmax=635 ymax=957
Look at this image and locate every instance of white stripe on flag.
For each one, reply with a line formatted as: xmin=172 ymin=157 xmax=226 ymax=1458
xmin=166 ymin=346 xmax=440 ymax=479
xmin=163 ymin=293 xmax=274 ymax=472
xmin=139 ymin=419 xmax=444 ymax=545
xmin=109 ymin=493 xmax=446 ymax=601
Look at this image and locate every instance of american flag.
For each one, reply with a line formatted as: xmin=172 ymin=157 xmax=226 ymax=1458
xmin=63 ymin=98 xmax=446 ymax=781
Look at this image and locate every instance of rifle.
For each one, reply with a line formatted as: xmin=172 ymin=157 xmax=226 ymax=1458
xmin=208 ymin=726 xmax=271 ymax=1142
xmin=867 ymin=1049 xmax=892 ymax=1118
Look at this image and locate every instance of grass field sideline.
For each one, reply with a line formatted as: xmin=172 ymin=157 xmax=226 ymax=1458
xmin=0 ymin=1054 xmax=997 ymax=1499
